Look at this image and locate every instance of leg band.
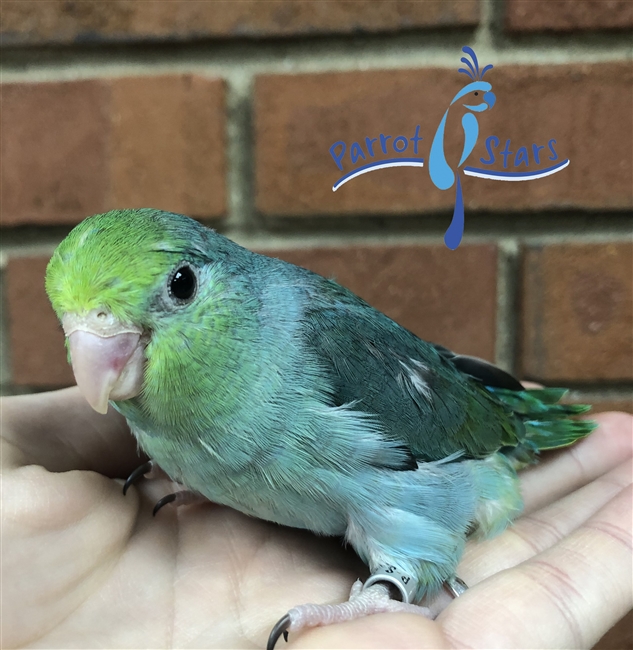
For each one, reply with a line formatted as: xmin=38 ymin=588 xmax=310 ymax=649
xmin=362 ymin=564 xmax=417 ymax=604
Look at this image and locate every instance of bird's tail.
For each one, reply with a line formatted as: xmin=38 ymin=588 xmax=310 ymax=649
xmin=487 ymin=387 xmax=597 ymax=467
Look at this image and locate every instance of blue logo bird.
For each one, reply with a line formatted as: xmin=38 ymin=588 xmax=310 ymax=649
xmin=429 ymin=47 xmax=496 ymax=249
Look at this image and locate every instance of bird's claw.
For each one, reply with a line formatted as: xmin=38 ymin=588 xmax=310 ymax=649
xmin=153 ymin=492 xmax=178 ymax=516
xmin=122 ymin=460 xmax=154 ymax=495
xmin=152 ymin=490 xmax=203 ymax=516
xmin=267 ymin=613 xmax=290 ymax=650
xmin=124 ymin=462 xmax=204 ymax=516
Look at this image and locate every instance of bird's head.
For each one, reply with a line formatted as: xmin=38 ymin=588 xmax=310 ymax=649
xmin=450 ymin=80 xmax=496 ymax=112
xmin=453 ymin=46 xmax=496 ymax=112
xmin=46 ymin=208 xmax=231 ymax=414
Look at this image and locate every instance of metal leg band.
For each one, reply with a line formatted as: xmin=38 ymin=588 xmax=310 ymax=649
xmin=445 ymin=576 xmax=468 ymax=598
xmin=362 ymin=564 xmax=417 ymax=604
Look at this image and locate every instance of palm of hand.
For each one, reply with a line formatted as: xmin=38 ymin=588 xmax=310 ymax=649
xmin=2 ymin=388 xmax=631 ymax=649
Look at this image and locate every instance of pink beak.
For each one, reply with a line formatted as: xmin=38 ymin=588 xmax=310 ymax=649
xmin=63 ymin=311 xmax=145 ymax=414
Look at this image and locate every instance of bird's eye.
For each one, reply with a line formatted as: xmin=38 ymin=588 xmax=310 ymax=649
xmin=474 ymin=92 xmax=479 ymax=96
xmin=169 ymin=265 xmax=197 ymax=302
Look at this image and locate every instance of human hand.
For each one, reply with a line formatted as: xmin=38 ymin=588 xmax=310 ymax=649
xmin=2 ymin=387 xmax=631 ymax=648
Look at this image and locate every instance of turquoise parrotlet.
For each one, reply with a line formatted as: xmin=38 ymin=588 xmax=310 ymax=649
xmin=45 ymin=209 xmax=595 ymax=646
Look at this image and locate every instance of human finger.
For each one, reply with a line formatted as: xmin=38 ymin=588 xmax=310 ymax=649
xmin=0 ymin=387 xmax=143 ymax=477
xmin=460 ymin=458 xmax=631 ymax=585
xmin=441 ymin=486 xmax=633 ymax=649
xmin=1 ymin=463 xmax=141 ymax=648
xmin=519 ymin=412 xmax=632 ymax=514
xmin=459 ymin=412 xmax=631 ymax=587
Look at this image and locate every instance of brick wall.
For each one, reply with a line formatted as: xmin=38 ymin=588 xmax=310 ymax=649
xmin=2 ymin=0 xmax=631 ymax=412
xmin=1 ymin=1 xmax=632 ymax=645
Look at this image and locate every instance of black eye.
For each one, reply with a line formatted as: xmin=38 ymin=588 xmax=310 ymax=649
xmin=169 ymin=265 xmax=197 ymax=302
xmin=474 ymin=92 xmax=479 ymax=96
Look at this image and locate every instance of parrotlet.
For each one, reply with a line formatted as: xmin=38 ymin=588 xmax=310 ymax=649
xmin=45 ymin=209 xmax=595 ymax=647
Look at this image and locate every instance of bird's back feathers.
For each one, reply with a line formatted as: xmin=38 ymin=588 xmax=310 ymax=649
xmin=269 ymin=261 xmax=594 ymax=465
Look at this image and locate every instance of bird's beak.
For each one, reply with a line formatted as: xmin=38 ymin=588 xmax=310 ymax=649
xmin=483 ymin=91 xmax=496 ymax=108
xmin=62 ymin=310 xmax=146 ymax=414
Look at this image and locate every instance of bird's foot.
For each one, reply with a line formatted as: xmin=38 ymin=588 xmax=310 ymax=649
xmin=152 ymin=490 xmax=204 ymax=516
xmin=267 ymin=581 xmax=431 ymax=650
xmin=123 ymin=462 xmax=205 ymax=516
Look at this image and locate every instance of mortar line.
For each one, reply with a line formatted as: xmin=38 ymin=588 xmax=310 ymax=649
xmin=1 ymin=33 xmax=630 ymax=83
xmin=565 ymin=386 xmax=633 ymax=402
xmin=0 ymin=220 xmax=631 ymax=257
xmin=494 ymin=238 xmax=519 ymax=371
xmin=223 ymin=73 xmax=256 ymax=232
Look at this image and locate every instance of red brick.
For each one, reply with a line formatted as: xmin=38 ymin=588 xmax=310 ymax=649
xmin=1 ymin=75 xmax=226 ymax=227
xmin=260 ymin=243 xmax=498 ymax=360
xmin=5 ymin=256 xmax=74 ymax=387
xmin=109 ymin=75 xmax=226 ymax=218
xmin=254 ymin=63 xmax=632 ymax=217
xmin=507 ymin=0 xmax=633 ymax=32
xmin=1 ymin=1 xmax=480 ymax=46
xmin=520 ymin=243 xmax=633 ymax=382
xmin=1 ymin=80 xmax=109 ymax=226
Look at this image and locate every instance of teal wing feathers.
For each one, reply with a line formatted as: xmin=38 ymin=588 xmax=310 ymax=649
xmin=287 ymin=266 xmax=520 ymax=462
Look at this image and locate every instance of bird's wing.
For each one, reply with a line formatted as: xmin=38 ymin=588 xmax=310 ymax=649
xmin=296 ymin=271 xmax=520 ymax=462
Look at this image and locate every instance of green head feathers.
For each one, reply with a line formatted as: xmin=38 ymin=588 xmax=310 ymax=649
xmin=45 ymin=208 xmax=258 ymax=417
xmin=46 ymin=208 xmax=215 ymax=325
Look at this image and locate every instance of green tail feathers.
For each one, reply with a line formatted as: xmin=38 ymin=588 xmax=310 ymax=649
xmin=489 ymin=387 xmax=597 ymax=453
